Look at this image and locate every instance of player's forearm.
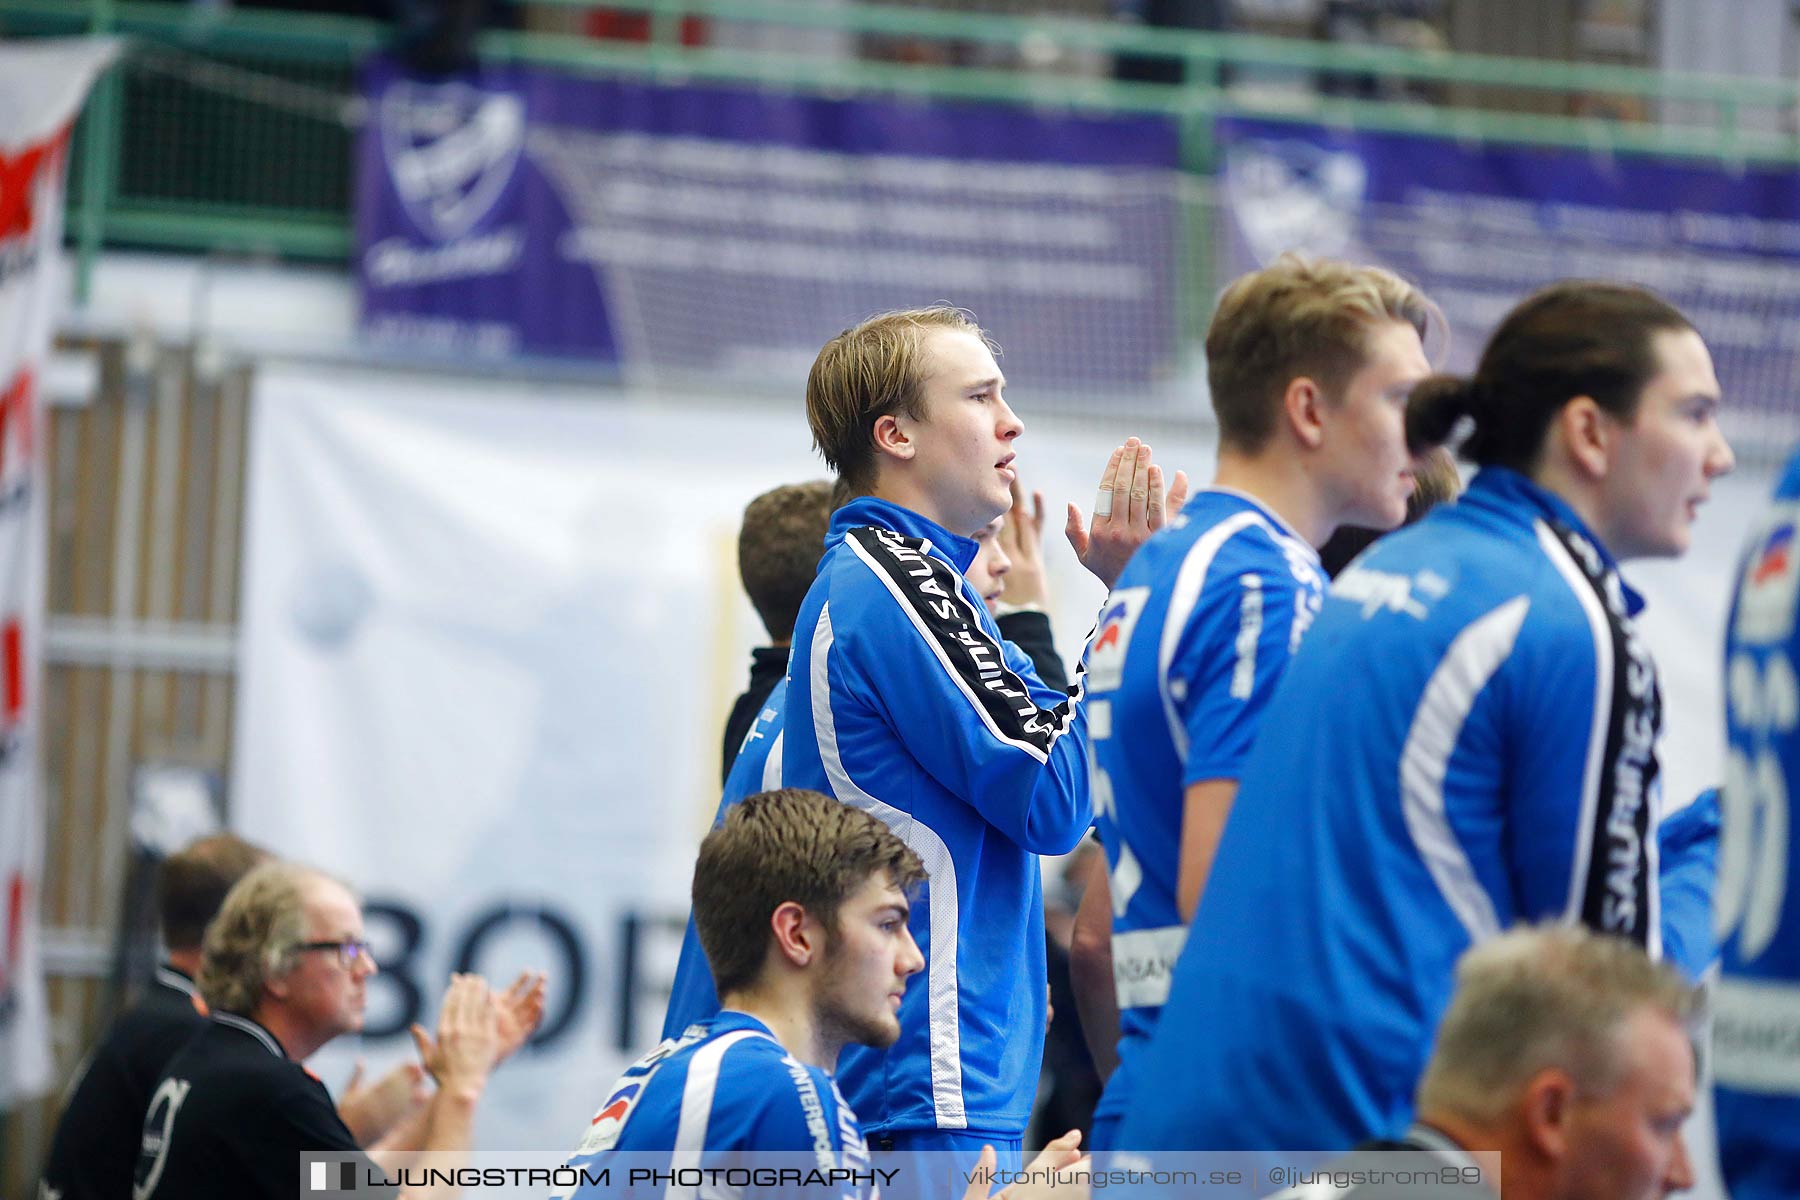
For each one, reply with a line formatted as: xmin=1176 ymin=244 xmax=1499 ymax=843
xmin=1179 ymin=780 xmax=1238 ymax=922
xmin=1070 ymin=856 xmax=1121 ymax=1080
xmin=936 ymin=689 xmax=1092 ymax=854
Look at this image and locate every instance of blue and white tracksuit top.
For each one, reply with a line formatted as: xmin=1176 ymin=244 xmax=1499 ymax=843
xmin=1118 ymin=466 xmax=1666 ymax=1154
xmin=783 ymin=497 xmax=1092 ymax=1137
xmin=558 ymin=1011 xmax=869 ymax=1198
xmin=1715 ymin=445 xmax=1800 ymax=1200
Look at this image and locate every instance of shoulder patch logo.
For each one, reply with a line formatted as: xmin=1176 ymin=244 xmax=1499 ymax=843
xmin=574 ymin=1080 xmax=642 ymax=1154
xmin=1088 ymin=587 xmax=1150 ymax=693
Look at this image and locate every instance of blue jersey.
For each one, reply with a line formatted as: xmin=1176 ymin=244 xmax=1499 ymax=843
xmin=1086 ymin=489 xmax=1323 ymax=1127
xmin=558 ymin=1012 xmax=870 ymax=1199
xmin=784 ymin=497 xmax=1091 ymax=1137
xmin=661 ymin=682 xmax=786 ymax=1042
xmin=1117 ymin=467 xmax=1666 ymax=1153
xmin=1715 ymin=448 xmax=1800 ymax=1200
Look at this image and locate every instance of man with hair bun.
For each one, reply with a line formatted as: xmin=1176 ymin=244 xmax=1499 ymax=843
xmin=1119 ymin=280 xmax=1733 ymax=1154
xmin=133 ymin=862 xmax=545 ymax=1200
xmin=1273 ymin=924 xmax=1698 ymax=1200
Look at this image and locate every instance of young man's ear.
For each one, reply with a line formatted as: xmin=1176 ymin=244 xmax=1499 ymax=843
xmin=768 ymin=900 xmax=825 ymax=968
xmin=871 ymin=413 xmax=917 ymax=464
xmin=1554 ymin=396 xmax=1611 ymax=481
xmin=1283 ymin=377 xmax=1326 ymax=450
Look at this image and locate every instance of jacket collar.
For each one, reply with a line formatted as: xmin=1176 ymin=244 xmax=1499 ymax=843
xmin=1463 ymin=466 xmax=1644 ymax=615
xmin=155 ymin=963 xmax=199 ymax=999
xmin=1194 ymin=486 xmax=1321 ymax=562
xmin=213 ymin=1011 xmax=286 ymax=1059
xmin=827 ymin=496 xmax=980 ymax=573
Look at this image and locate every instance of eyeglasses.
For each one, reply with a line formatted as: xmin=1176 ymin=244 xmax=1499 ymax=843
xmin=293 ymin=939 xmax=375 ymax=969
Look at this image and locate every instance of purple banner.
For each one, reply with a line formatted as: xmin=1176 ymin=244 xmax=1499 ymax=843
xmin=357 ymin=57 xmax=1182 ymax=391
xmin=1216 ymin=115 xmax=1800 ymax=412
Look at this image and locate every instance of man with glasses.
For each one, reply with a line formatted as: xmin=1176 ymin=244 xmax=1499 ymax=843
xmin=134 ymin=862 xmax=545 ymax=1200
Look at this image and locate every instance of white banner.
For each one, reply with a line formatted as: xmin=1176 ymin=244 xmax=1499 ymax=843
xmin=234 ymin=365 xmax=829 ymax=1149
xmin=0 ymin=35 xmax=118 ymax=1110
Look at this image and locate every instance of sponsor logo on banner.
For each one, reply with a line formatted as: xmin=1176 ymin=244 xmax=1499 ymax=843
xmin=1224 ymin=138 xmax=1366 ymax=264
xmin=1087 ymin=586 xmax=1148 ymax=693
xmin=379 ymin=79 xmax=525 ymax=243
xmin=1735 ymin=509 xmax=1800 ymax=647
xmin=0 ymin=142 xmax=52 ymax=238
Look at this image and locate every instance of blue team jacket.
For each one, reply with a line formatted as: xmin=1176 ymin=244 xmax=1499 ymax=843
xmin=661 ymin=682 xmax=787 ymax=1042
xmin=783 ymin=497 xmax=1092 ymax=1137
xmin=1716 ymin=447 xmax=1800 ymax=1200
xmin=1118 ymin=466 xmax=1666 ymax=1154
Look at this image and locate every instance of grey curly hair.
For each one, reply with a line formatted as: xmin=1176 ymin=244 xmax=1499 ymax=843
xmin=197 ymin=861 xmax=337 ymax=1016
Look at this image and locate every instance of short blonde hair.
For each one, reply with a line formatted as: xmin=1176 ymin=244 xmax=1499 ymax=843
xmin=1206 ymin=254 xmax=1437 ymax=453
xmin=1416 ymin=925 xmax=1696 ymax=1125
xmin=806 ymin=307 xmax=997 ymax=494
xmin=198 ymin=862 xmax=334 ymax=1017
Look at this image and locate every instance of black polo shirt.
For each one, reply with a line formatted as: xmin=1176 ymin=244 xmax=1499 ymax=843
xmin=40 ymin=965 xmax=207 ymax=1200
xmin=133 ymin=1012 xmax=389 ymax=1200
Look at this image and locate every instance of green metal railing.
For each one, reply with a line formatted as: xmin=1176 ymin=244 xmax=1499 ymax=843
xmin=8 ymin=0 xmax=1800 ymax=294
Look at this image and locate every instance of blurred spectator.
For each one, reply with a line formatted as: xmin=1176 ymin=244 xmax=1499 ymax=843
xmin=1029 ymin=840 xmax=1106 ymax=1150
xmin=237 ymin=0 xmax=515 ymax=75
xmin=40 ymin=834 xmax=270 ymax=1200
xmin=1316 ymin=0 xmax=1448 ymax=103
xmin=134 ymin=862 xmax=545 ymax=1200
xmin=720 ymin=480 xmax=834 ymax=783
xmin=1317 ymin=446 xmax=1461 ymax=578
xmin=1113 ymin=0 xmax=1230 ymax=85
